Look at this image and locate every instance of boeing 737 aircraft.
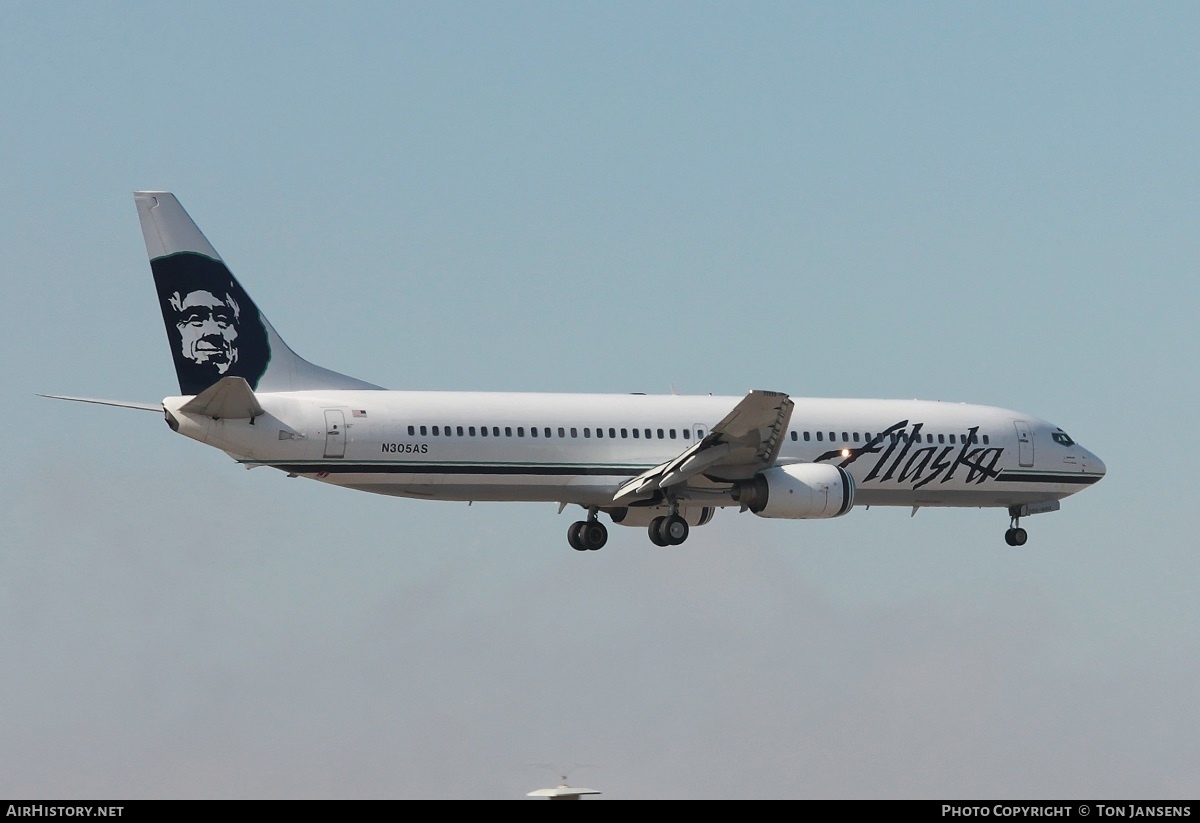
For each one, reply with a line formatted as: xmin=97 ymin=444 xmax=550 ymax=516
xmin=46 ymin=192 xmax=1106 ymax=550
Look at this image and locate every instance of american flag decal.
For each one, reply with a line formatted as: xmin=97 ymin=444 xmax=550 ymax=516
xmin=352 ymin=409 xmax=367 ymax=417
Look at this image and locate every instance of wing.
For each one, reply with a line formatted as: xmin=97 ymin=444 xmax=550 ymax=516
xmin=613 ymin=389 xmax=793 ymax=504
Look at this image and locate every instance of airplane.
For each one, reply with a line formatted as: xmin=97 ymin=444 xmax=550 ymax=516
xmin=44 ymin=192 xmax=1106 ymax=551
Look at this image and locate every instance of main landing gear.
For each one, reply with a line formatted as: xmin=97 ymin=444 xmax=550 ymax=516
xmin=1005 ymin=507 xmax=1028 ymax=546
xmin=648 ymin=514 xmax=689 ymax=547
xmin=568 ymin=510 xmax=608 ymax=552
xmin=565 ymin=507 xmax=693 ymax=550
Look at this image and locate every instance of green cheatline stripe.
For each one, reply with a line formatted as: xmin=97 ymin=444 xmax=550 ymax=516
xmin=995 ymin=470 xmax=1104 ymax=485
xmin=239 ymin=460 xmax=652 ymax=477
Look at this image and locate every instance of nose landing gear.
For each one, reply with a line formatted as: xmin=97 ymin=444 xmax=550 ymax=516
xmin=1005 ymin=506 xmax=1028 ymax=546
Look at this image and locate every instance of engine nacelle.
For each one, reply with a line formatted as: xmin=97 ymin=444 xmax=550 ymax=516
xmin=606 ymin=506 xmax=716 ymax=528
xmin=733 ymin=463 xmax=855 ymax=519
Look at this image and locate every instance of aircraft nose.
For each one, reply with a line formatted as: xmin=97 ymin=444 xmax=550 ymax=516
xmin=1086 ymin=449 xmax=1106 ymax=479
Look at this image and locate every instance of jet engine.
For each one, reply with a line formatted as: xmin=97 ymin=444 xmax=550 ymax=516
xmin=732 ymin=464 xmax=855 ymax=519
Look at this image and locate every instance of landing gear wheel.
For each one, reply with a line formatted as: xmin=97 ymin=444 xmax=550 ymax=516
xmin=648 ymin=516 xmax=669 ymax=547
xmin=1005 ymin=505 xmax=1030 ymax=546
xmin=580 ymin=521 xmax=608 ymax=551
xmin=662 ymin=514 xmax=689 ymax=546
xmin=568 ymin=521 xmax=587 ymax=551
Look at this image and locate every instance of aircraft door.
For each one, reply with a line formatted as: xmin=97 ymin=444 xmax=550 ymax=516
xmin=324 ymin=410 xmax=347 ymax=458
xmin=1013 ymin=420 xmax=1034 ymax=467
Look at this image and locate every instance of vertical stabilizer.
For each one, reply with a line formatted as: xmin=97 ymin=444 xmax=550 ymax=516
xmin=135 ymin=192 xmax=382 ymax=395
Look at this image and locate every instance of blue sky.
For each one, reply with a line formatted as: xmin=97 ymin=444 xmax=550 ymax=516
xmin=2 ymin=2 xmax=1197 ymax=799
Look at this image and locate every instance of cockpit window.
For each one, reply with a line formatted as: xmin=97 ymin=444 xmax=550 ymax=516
xmin=1052 ymin=431 xmax=1075 ymax=446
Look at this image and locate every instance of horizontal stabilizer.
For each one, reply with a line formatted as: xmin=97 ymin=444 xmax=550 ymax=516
xmin=38 ymin=394 xmax=161 ymax=412
xmin=179 ymin=376 xmax=264 ymax=419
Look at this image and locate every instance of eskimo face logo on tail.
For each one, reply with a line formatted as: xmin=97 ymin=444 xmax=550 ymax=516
xmin=152 ymin=253 xmax=271 ymax=395
xmin=170 ymin=289 xmax=239 ymax=372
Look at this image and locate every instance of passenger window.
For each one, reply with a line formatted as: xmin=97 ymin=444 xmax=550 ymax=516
xmin=657 ymin=428 xmax=664 ymax=439
xmin=682 ymin=429 xmax=690 ymax=439
xmin=804 ymin=432 xmax=811 ymax=441
xmin=983 ymin=435 xmax=989 ymax=444
xmin=558 ymin=427 xmax=565 ymax=438
xmin=938 ymin=434 xmax=945 ymax=444
xmin=610 ymin=428 xmax=617 ymax=438
xmin=420 ymin=425 xmax=427 ymax=436
xmin=407 ymin=425 xmax=415 ymax=436
xmin=596 ymin=428 xmax=604 ymax=439
xmin=544 ymin=428 xmax=551 ymax=438
xmin=492 ymin=426 xmax=500 ymax=437
xmin=669 ymin=429 xmax=676 ymax=439
xmin=584 ymin=428 xmax=590 ymax=438
xmin=570 ymin=427 xmax=577 ymax=438
xmin=790 ymin=431 xmax=798 ymax=441
xmin=621 ymin=428 xmax=628 ymax=438
xmin=816 ymin=432 xmax=823 ymax=441
xmin=469 ymin=426 xmax=476 ymax=436
xmin=632 ymin=429 xmax=639 ymax=439
xmin=853 ymin=433 xmax=860 ymax=442
xmin=481 ymin=426 xmax=488 ymax=437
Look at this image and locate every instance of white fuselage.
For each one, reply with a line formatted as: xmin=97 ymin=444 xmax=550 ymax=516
xmin=120 ymin=192 xmax=1104 ymax=548
xmin=163 ymin=390 xmax=1105 ymax=511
